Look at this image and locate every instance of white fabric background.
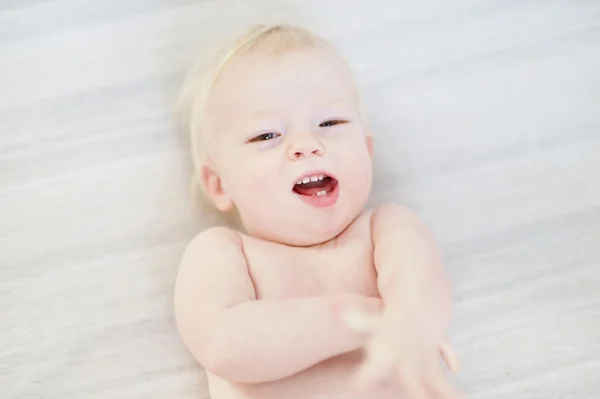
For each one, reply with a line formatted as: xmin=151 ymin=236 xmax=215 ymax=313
xmin=1 ymin=1 xmax=599 ymax=398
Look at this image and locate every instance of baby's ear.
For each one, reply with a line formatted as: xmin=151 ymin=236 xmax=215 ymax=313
xmin=199 ymin=163 xmax=234 ymax=212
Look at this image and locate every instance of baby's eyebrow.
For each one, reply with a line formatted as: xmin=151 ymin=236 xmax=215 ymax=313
xmin=322 ymin=99 xmax=350 ymax=108
xmin=232 ymin=98 xmax=355 ymax=133
xmin=317 ymin=99 xmax=356 ymax=115
xmin=234 ymin=110 xmax=281 ymax=133
xmin=324 ymin=97 xmax=360 ymax=111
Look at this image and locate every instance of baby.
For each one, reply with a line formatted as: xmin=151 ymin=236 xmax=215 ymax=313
xmin=174 ymin=24 xmax=463 ymax=399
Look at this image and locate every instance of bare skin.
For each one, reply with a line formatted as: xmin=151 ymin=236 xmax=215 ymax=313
xmin=174 ymin=29 xmax=463 ymax=399
xmin=175 ymin=206 xmax=460 ymax=399
xmin=200 ymin=211 xmax=384 ymax=399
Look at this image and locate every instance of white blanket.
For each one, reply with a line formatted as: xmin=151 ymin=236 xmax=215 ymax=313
xmin=1 ymin=1 xmax=599 ymax=398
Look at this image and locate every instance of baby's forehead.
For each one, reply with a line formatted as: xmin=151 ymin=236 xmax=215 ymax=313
xmin=211 ymin=45 xmax=358 ymax=108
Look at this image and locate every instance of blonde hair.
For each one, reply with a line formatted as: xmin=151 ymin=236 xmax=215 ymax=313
xmin=175 ymin=24 xmax=365 ymax=226
xmin=176 ymin=24 xmax=328 ymax=178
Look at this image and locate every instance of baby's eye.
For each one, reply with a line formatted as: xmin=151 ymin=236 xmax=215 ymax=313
xmin=247 ymin=132 xmax=281 ymax=143
xmin=319 ymin=119 xmax=347 ymax=127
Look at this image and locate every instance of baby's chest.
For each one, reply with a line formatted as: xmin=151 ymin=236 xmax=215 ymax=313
xmin=244 ymin=241 xmax=379 ymax=299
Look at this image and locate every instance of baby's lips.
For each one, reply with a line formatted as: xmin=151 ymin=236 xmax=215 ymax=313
xmin=291 ymin=169 xmax=337 ymax=188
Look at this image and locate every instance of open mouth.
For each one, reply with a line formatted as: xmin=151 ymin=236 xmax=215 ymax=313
xmin=292 ymin=173 xmax=338 ymax=197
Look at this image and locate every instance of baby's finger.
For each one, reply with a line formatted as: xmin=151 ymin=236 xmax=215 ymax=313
xmin=427 ymin=365 xmax=463 ymax=399
xmin=343 ymin=310 xmax=377 ymax=334
xmin=354 ymin=340 xmax=394 ymax=389
xmin=399 ymin=370 xmax=429 ymax=399
xmin=440 ymin=341 xmax=460 ymax=373
xmin=355 ymin=358 xmax=393 ymax=390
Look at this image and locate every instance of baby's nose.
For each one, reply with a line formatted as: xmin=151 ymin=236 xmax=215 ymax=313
xmin=287 ymin=136 xmax=325 ymax=160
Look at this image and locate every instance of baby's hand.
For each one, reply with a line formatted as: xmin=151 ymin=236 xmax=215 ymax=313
xmin=344 ymin=307 xmax=462 ymax=399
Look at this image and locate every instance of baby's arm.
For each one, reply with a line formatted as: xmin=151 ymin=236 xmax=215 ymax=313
xmin=372 ymin=204 xmax=452 ymax=328
xmin=174 ymin=227 xmax=381 ymax=384
xmin=353 ymin=204 xmax=461 ymax=397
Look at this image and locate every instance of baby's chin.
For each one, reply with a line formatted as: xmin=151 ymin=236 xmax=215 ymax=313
xmin=255 ymin=227 xmax=346 ymax=247
xmin=283 ymin=228 xmax=346 ymax=247
xmin=242 ymin=207 xmax=361 ymax=247
xmin=236 ymin=179 xmax=371 ymax=245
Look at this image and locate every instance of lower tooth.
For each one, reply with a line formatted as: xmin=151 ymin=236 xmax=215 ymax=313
xmin=315 ymin=191 xmax=326 ymax=196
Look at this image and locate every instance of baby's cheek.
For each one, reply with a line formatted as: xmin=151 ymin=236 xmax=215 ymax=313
xmin=241 ymin=162 xmax=277 ymax=192
xmin=344 ymin=147 xmax=373 ymax=186
xmin=341 ymin=142 xmax=370 ymax=167
xmin=247 ymin=175 xmax=270 ymax=192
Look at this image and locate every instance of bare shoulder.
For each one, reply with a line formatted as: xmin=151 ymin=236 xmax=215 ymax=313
xmin=174 ymin=226 xmax=255 ymax=365
xmin=175 ymin=225 xmax=255 ymax=319
xmin=179 ymin=226 xmax=242 ymax=265
xmin=332 ymin=209 xmax=376 ymax=244
xmin=370 ymin=203 xmax=420 ymax=222
xmin=369 ymin=203 xmax=429 ymax=241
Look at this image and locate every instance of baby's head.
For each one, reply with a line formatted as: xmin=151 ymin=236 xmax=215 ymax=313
xmin=178 ymin=24 xmax=373 ymax=246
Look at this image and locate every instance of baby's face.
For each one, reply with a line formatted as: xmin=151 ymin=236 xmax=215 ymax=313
xmin=206 ymin=44 xmax=373 ymax=246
